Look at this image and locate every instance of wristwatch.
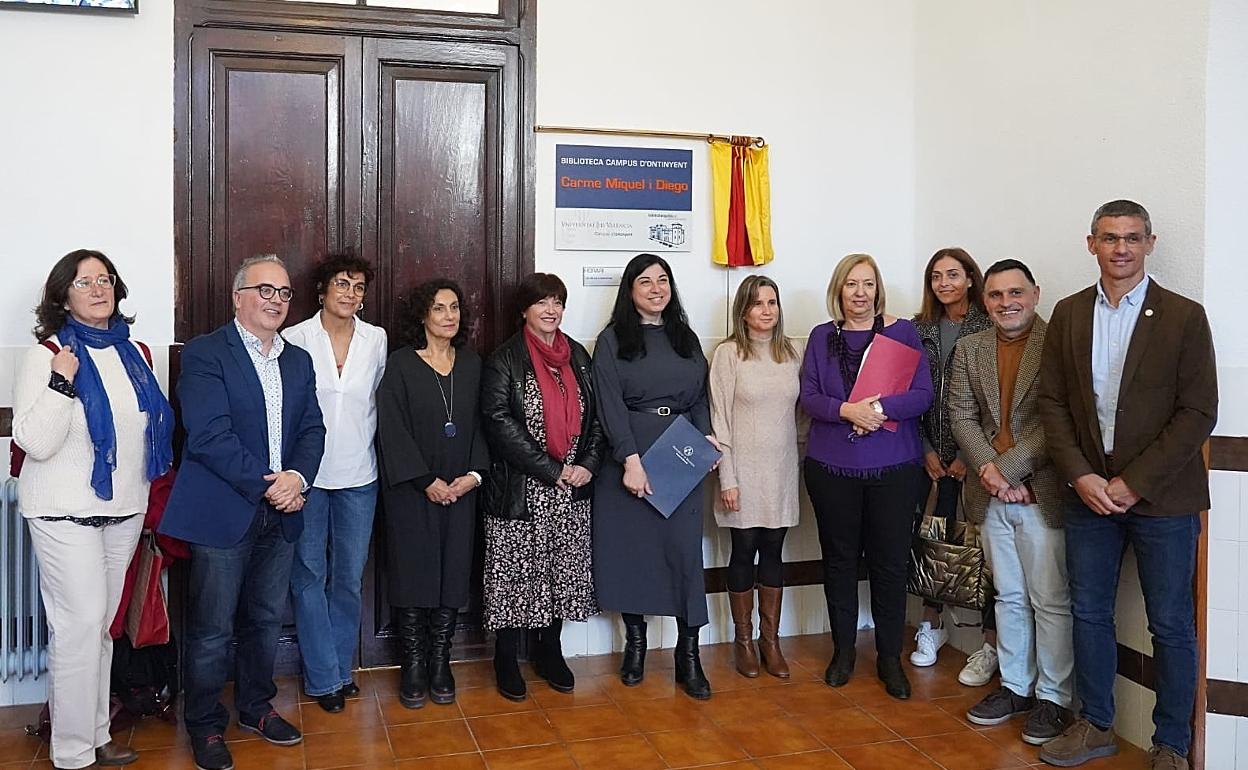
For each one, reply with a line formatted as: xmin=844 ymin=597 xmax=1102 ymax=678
xmin=871 ymin=401 xmax=884 ymax=414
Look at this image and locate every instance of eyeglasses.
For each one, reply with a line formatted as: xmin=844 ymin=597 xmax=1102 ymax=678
xmin=330 ymin=278 xmax=367 ymax=297
xmin=70 ymin=274 xmax=117 ymax=292
xmin=1096 ymin=233 xmax=1148 ymax=247
xmin=237 ymin=284 xmax=294 ymax=302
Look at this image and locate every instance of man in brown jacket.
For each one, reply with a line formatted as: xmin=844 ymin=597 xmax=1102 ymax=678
xmin=948 ymin=259 xmax=1074 ymax=747
xmin=1037 ymin=200 xmax=1218 ymax=770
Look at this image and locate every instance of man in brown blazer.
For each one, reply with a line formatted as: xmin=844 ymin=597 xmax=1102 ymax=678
xmin=948 ymin=259 xmax=1074 ymax=747
xmin=1037 ymin=200 xmax=1217 ymax=770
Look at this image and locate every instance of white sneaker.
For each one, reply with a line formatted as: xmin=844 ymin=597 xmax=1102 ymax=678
xmin=958 ymin=643 xmax=999 ymax=686
xmin=909 ymin=621 xmax=948 ymax=667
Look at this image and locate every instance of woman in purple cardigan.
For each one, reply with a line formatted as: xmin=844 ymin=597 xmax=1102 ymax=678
xmin=801 ymin=253 xmax=933 ymax=700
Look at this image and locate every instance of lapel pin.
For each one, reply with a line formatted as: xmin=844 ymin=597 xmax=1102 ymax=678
xmin=1144 ymin=308 xmax=1154 ymax=317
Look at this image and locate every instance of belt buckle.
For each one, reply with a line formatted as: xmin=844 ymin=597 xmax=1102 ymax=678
xmin=656 ymin=406 xmax=671 ymax=416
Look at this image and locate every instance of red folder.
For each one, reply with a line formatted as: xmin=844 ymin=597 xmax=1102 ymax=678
xmin=846 ymin=334 xmax=921 ymax=432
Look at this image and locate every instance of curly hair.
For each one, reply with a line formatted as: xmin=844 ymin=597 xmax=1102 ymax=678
xmin=398 ymin=278 xmax=472 ymax=349
xmin=34 ymin=249 xmax=134 ymax=341
xmin=309 ymin=252 xmax=376 ymax=299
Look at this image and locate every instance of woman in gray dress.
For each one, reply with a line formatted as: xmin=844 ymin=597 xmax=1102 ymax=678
xmin=592 ymin=253 xmax=719 ymax=700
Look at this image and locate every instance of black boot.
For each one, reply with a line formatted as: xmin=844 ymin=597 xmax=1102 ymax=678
xmin=428 ymin=606 xmax=458 ymax=705
xmin=395 ymin=606 xmax=429 ymax=709
xmin=493 ymin=628 xmax=527 ymax=702
xmin=877 ymin=656 xmax=911 ymax=700
xmin=535 ymin=618 xmax=575 ymax=693
xmin=673 ymin=619 xmax=712 ymax=700
xmin=620 ymin=613 xmax=647 ymax=686
xmin=823 ymin=647 xmax=855 ymax=688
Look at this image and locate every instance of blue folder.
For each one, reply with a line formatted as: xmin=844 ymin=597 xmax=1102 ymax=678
xmin=639 ymin=415 xmax=721 ymax=518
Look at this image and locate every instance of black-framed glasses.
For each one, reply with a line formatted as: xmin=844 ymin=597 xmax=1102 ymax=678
xmin=237 ymin=283 xmax=294 ymax=302
xmin=330 ymin=278 xmax=367 ymax=297
xmin=70 ymin=274 xmax=117 ymax=292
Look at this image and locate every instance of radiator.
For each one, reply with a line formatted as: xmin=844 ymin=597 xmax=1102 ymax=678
xmin=1 ymin=478 xmax=47 ymax=681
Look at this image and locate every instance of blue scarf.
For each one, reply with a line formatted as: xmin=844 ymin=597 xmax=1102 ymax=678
xmin=58 ymin=317 xmax=174 ymax=500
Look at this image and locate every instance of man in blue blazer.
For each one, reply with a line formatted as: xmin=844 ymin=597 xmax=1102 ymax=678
xmin=161 ymin=255 xmax=325 ymax=770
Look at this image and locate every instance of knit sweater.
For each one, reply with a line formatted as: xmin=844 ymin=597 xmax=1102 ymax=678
xmin=12 ymin=337 xmax=151 ymax=519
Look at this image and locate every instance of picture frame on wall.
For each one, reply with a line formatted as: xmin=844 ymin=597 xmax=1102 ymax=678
xmin=0 ymin=0 xmax=137 ymax=12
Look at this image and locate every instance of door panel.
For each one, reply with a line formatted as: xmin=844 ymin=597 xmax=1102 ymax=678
xmin=360 ymin=38 xmax=520 ymax=666
xmin=188 ymin=29 xmax=362 ymax=336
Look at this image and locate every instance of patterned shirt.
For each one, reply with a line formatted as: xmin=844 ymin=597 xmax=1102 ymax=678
xmin=234 ymin=319 xmax=285 ymax=473
xmin=1091 ymin=274 xmax=1150 ymax=454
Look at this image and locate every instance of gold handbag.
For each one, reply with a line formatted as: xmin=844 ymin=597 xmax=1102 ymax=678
xmin=907 ymin=485 xmax=993 ymax=611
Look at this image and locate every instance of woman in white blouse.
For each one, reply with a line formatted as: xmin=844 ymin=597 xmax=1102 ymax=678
xmin=284 ymin=254 xmax=388 ymax=713
xmin=14 ymin=249 xmax=173 ymax=770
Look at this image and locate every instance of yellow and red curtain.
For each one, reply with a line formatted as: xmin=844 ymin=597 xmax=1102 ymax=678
xmin=711 ymin=137 xmax=773 ymax=267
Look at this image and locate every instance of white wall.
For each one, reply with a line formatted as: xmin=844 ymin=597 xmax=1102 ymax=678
xmin=0 ymin=3 xmax=175 ymax=348
xmin=913 ymin=0 xmax=1209 ymax=313
xmin=1203 ymin=0 xmax=1248 ymax=765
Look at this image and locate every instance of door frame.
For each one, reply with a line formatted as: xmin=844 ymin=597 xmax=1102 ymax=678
xmin=173 ymin=0 xmax=535 ymax=342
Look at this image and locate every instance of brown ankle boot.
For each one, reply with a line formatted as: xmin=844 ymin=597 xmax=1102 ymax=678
xmin=757 ymin=585 xmax=790 ymax=678
xmin=727 ymin=589 xmax=760 ymax=677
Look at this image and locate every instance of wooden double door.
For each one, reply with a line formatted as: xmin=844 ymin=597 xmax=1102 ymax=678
xmin=176 ymin=18 xmax=530 ymax=667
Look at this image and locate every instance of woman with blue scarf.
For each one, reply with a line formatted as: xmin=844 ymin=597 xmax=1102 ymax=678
xmin=13 ymin=249 xmax=173 ymax=770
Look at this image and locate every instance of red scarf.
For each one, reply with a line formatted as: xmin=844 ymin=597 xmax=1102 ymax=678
xmin=524 ymin=327 xmax=582 ymax=461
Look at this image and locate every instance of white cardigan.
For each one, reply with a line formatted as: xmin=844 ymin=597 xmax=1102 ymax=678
xmin=12 ymin=337 xmax=152 ymax=519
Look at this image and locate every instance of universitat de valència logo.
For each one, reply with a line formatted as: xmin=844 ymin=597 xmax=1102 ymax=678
xmin=672 ymin=445 xmax=696 ymax=468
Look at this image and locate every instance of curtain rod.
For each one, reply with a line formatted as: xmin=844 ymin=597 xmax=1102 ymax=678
xmin=534 ymin=124 xmax=765 ymax=147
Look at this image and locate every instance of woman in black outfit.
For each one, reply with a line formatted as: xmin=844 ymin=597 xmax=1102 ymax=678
xmin=592 ymin=253 xmax=719 ymax=700
xmin=376 ymin=279 xmax=489 ymax=709
xmin=479 ymin=273 xmax=605 ymax=701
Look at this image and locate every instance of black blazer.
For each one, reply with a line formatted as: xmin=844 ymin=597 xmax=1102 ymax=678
xmin=479 ymin=331 xmax=606 ymax=520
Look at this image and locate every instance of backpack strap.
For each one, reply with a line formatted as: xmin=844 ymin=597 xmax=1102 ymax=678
xmin=135 ymin=340 xmax=154 ymax=369
xmin=39 ymin=339 xmax=60 ymax=355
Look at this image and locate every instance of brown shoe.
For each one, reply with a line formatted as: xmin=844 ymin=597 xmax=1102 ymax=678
xmin=95 ymin=740 xmax=138 ymax=766
xmin=756 ymin=585 xmax=790 ymax=678
xmin=1039 ymin=718 xmax=1117 ymax=767
xmin=727 ymin=589 xmax=760 ymax=677
xmin=1148 ymin=745 xmax=1188 ymax=770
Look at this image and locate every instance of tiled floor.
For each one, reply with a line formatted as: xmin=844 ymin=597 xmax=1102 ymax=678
xmin=2 ymin=630 xmax=1151 ymax=769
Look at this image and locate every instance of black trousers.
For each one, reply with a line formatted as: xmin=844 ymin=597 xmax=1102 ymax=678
xmin=918 ymin=476 xmax=997 ymax=632
xmin=805 ymin=459 xmax=926 ymax=658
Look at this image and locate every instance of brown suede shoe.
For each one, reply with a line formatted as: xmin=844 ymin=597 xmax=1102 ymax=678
xmin=1039 ymin=718 xmax=1117 ymax=767
xmin=1148 ymin=745 xmax=1188 ymax=770
xmin=727 ymin=589 xmax=760 ymax=677
xmin=95 ymin=740 xmax=138 ymax=766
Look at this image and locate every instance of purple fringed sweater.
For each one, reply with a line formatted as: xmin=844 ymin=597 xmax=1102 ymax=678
xmin=800 ymin=319 xmax=934 ymax=477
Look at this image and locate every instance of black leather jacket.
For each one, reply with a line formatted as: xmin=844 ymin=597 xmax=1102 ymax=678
xmin=479 ymin=331 xmax=606 ymax=520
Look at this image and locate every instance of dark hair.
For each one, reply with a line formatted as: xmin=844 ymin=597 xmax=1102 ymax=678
xmin=310 ymin=252 xmax=376 ymax=298
xmin=915 ymin=247 xmax=985 ymax=325
xmin=608 ymin=253 xmax=698 ymax=360
xmin=34 ymin=249 xmax=133 ymax=341
xmin=1091 ymin=199 xmax=1152 ymax=236
xmin=984 ymin=258 xmax=1037 ymax=285
xmin=514 ymin=272 xmax=568 ymax=321
xmin=398 ymin=278 xmax=472 ymax=349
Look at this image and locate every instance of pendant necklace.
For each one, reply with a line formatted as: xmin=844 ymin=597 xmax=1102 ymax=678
xmin=432 ymin=365 xmax=457 ymax=438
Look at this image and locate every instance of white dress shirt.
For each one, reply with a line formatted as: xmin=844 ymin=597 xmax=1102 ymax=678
xmin=1091 ymin=274 xmax=1150 ymax=455
xmin=283 ymin=312 xmax=388 ymax=489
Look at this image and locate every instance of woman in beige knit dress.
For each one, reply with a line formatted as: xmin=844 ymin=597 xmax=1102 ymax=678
xmin=709 ymin=275 xmax=804 ymax=679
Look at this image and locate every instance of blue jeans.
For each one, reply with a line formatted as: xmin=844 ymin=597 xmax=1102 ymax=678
xmin=184 ymin=506 xmax=295 ymax=739
xmin=289 ymin=481 xmax=378 ymax=696
xmin=981 ymin=499 xmax=1073 ymax=706
xmin=1064 ymin=499 xmax=1200 ymax=756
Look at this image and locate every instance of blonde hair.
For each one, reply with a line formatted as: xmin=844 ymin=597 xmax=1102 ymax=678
xmin=723 ymin=275 xmax=798 ymax=363
xmin=826 ymin=253 xmax=886 ymax=322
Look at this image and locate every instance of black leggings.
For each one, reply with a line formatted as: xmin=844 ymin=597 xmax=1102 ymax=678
xmin=726 ymin=527 xmax=788 ymax=592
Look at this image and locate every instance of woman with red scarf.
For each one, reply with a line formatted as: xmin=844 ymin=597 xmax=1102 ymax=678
xmin=479 ymin=273 xmax=606 ymax=701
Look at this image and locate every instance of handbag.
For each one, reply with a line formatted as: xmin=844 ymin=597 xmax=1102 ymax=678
xmin=124 ymin=532 xmax=171 ymax=648
xmin=907 ymin=482 xmax=993 ymax=612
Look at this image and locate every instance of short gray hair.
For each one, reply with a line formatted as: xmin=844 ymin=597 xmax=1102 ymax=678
xmin=1090 ymin=200 xmax=1152 ymax=236
xmin=233 ymin=254 xmax=286 ymax=292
